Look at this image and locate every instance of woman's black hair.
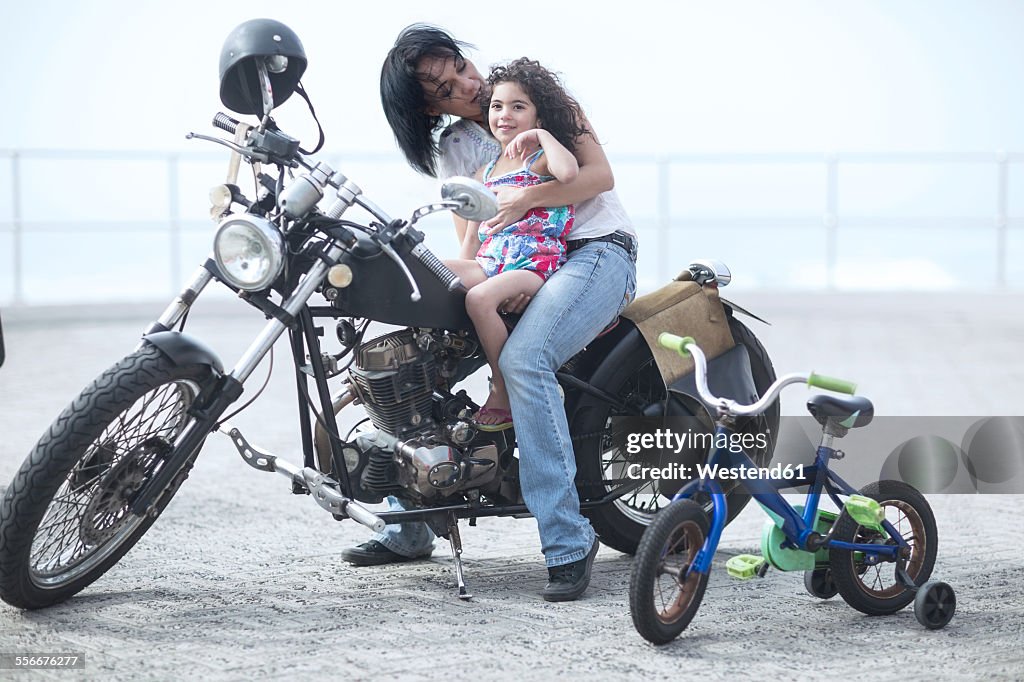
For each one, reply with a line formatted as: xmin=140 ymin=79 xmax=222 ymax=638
xmin=484 ymin=58 xmax=591 ymax=154
xmin=380 ymin=24 xmax=473 ymax=177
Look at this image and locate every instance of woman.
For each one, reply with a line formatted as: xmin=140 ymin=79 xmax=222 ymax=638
xmin=342 ymin=25 xmax=637 ymax=603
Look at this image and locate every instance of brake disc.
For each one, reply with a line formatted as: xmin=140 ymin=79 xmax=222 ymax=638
xmin=80 ymin=438 xmax=171 ymax=544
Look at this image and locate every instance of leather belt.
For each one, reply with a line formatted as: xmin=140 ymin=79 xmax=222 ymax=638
xmin=566 ymin=230 xmax=638 ymax=261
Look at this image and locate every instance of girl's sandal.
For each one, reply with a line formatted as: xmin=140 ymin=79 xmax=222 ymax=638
xmin=474 ymin=407 xmax=514 ymax=432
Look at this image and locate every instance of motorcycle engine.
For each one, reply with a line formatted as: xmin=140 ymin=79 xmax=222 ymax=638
xmin=340 ymin=328 xmax=520 ymax=504
xmin=349 ymin=329 xmax=438 ymax=438
xmin=353 ymin=428 xmax=516 ymax=503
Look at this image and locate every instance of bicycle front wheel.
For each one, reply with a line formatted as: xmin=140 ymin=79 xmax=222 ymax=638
xmin=629 ymin=499 xmax=710 ymax=644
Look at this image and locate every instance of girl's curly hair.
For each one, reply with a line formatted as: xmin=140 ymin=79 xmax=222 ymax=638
xmin=483 ymin=58 xmax=593 ymax=153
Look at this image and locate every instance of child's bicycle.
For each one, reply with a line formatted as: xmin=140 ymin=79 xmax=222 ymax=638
xmin=629 ymin=334 xmax=956 ymax=644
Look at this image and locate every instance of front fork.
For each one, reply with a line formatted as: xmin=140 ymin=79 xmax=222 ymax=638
xmin=146 ymin=265 xmax=216 ymax=335
xmin=672 ymin=479 xmax=728 ymax=576
xmin=130 ymin=243 xmax=345 ymax=517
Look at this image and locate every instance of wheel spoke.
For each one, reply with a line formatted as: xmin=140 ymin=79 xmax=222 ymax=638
xmin=591 ymin=358 xmax=679 ymax=526
xmin=28 ymin=378 xmax=196 ymax=582
xmin=33 ymin=512 xmax=84 ymax=567
xmin=99 ymin=385 xmax=184 ymax=462
xmin=36 ymin=500 xmax=85 ymax=547
xmin=848 ymin=497 xmax=929 ymax=600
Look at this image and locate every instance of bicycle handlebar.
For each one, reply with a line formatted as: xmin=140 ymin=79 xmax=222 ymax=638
xmin=657 ymin=333 xmax=858 ymax=417
xmin=658 ymin=333 xmax=695 ymax=356
xmin=806 ymin=371 xmax=857 ymax=395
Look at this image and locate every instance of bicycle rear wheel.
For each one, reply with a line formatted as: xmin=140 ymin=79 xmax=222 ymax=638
xmin=829 ymin=481 xmax=937 ymax=616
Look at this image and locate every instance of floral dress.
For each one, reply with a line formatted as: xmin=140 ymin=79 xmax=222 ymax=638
xmin=475 ymin=150 xmax=575 ymax=281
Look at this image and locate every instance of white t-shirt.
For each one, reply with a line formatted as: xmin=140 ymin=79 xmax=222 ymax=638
xmin=438 ymin=119 xmax=635 ymax=241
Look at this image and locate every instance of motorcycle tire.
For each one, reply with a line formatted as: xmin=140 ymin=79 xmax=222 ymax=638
xmin=573 ymin=314 xmax=778 ymax=555
xmin=0 ymin=344 xmax=211 ymax=609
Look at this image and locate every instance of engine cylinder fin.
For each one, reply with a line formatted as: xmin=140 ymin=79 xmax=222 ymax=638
xmin=350 ymin=329 xmax=439 ymax=438
xmin=362 ymin=449 xmax=400 ymax=494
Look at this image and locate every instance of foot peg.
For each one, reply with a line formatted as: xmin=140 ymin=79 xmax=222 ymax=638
xmin=219 ymin=422 xmax=385 ymax=532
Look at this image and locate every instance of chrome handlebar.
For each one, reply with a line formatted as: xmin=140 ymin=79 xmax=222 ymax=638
xmin=658 ymin=333 xmax=856 ymax=418
xmin=683 ymin=339 xmax=807 ymax=417
xmin=194 ymin=112 xmax=480 ymax=303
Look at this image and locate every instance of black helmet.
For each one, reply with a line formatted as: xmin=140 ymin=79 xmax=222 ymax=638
xmin=219 ymin=18 xmax=307 ymax=116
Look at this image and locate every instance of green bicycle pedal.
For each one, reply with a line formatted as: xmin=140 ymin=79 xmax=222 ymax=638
xmin=726 ymin=554 xmax=767 ymax=580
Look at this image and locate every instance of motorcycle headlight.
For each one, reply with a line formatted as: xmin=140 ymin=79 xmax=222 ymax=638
xmin=213 ymin=215 xmax=285 ymax=291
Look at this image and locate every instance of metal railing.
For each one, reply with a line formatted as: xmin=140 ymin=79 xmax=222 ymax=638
xmin=621 ymin=150 xmax=1020 ymax=290
xmin=0 ymin=148 xmax=1020 ymax=305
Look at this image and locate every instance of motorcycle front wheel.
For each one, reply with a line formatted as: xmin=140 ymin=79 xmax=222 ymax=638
xmin=573 ymin=315 xmax=778 ymax=555
xmin=0 ymin=344 xmax=212 ymax=609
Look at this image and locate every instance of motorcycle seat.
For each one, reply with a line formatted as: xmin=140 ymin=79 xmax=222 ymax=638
xmin=806 ymin=394 xmax=874 ymax=428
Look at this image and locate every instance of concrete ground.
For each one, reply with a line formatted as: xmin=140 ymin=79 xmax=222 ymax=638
xmin=0 ymin=292 xmax=1022 ymax=680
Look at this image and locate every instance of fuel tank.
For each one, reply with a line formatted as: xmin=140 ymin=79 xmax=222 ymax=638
xmin=326 ymin=231 xmax=473 ymax=330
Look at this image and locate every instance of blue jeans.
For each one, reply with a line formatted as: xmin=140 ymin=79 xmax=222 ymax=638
xmin=371 ymin=241 xmax=637 ymax=567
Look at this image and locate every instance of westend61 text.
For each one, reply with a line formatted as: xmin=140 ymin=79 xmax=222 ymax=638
xmin=624 ymin=428 xmax=769 ymax=455
xmin=626 ymin=462 xmax=806 ymax=481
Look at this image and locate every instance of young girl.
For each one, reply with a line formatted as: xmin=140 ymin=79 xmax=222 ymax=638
xmin=444 ymin=58 xmax=589 ymax=428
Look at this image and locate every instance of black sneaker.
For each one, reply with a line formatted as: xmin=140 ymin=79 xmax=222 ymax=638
xmin=341 ymin=540 xmax=432 ymax=567
xmin=542 ymin=538 xmax=600 ymax=602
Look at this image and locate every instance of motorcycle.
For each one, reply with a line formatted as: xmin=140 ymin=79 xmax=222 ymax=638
xmin=0 ymin=19 xmax=778 ymax=607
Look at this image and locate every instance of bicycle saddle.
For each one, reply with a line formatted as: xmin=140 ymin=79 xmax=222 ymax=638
xmin=806 ymin=394 xmax=874 ymax=428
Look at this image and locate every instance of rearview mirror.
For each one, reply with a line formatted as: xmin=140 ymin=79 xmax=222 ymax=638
xmin=441 ymin=177 xmax=499 ymax=223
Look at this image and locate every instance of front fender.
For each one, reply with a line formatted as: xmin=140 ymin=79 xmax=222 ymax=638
xmin=142 ymin=331 xmax=224 ymax=375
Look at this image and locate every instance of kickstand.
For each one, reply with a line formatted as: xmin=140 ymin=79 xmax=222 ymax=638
xmin=445 ymin=511 xmax=472 ymax=600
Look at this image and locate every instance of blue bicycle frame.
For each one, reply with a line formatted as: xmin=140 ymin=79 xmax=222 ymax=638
xmin=671 ymin=422 xmax=908 ymax=576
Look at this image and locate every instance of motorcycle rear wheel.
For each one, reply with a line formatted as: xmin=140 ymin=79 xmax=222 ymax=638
xmin=0 ymin=344 xmax=211 ymax=609
xmin=574 ymin=315 xmax=778 ymax=555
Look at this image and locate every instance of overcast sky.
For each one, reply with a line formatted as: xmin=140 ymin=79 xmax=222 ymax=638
xmin=2 ymin=0 xmax=1022 ymax=156
xmin=2 ymin=0 xmax=1021 ymax=299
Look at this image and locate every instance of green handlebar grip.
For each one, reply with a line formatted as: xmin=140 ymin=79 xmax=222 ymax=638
xmin=658 ymin=333 xmax=696 ymax=357
xmin=807 ymin=372 xmax=857 ymax=395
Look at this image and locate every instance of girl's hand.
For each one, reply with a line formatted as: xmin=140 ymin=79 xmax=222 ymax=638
xmin=505 ymin=129 xmax=543 ymax=160
xmin=499 ymin=293 xmax=532 ymax=314
xmin=480 ymin=185 xmax=532 ymax=235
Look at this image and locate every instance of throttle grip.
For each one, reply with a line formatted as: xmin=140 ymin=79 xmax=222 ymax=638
xmin=213 ymin=112 xmax=241 ymax=134
xmin=411 ymin=245 xmax=462 ymax=291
